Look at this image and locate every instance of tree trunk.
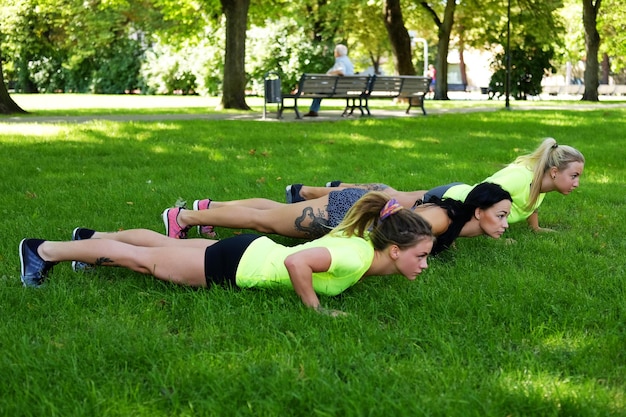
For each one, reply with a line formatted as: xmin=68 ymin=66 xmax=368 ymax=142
xmin=220 ymin=0 xmax=251 ymax=110
xmin=0 ymin=56 xmax=26 ymax=114
xmin=458 ymin=30 xmax=468 ymax=87
xmin=600 ymin=53 xmax=609 ymax=84
xmin=383 ymin=0 xmax=416 ymax=75
xmin=581 ymin=0 xmax=601 ymax=102
xmin=421 ymin=0 xmax=456 ymax=100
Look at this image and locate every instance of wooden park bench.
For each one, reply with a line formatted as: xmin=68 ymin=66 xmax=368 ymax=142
xmin=278 ymin=74 xmax=371 ymax=119
xmin=364 ymin=75 xmax=431 ymax=115
xmin=276 ymin=73 xmax=431 ymax=119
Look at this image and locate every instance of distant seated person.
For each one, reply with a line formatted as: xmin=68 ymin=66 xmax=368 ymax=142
xmin=304 ymin=44 xmax=354 ymax=117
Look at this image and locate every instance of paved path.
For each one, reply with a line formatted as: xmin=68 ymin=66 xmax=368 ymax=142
xmin=2 ymin=101 xmax=625 ymax=124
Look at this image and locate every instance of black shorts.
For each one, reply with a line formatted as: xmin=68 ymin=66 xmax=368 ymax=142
xmin=423 ymin=182 xmax=464 ymax=202
xmin=204 ymin=234 xmax=262 ymax=288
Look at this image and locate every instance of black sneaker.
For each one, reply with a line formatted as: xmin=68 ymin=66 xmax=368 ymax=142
xmin=19 ymin=239 xmax=56 ymax=287
xmin=285 ymin=184 xmax=304 ymax=203
xmin=72 ymin=227 xmax=95 ymax=241
xmin=325 ymin=180 xmax=342 ymax=187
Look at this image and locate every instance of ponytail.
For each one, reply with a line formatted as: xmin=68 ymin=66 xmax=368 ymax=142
xmin=513 ymin=138 xmax=584 ymax=209
xmin=332 ymin=191 xmax=434 ymax=251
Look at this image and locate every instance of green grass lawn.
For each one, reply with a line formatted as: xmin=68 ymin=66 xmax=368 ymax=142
xmin=1 ymin=95 xmax=625 ymax=416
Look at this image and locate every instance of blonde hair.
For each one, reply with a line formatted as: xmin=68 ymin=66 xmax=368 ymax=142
xmin=331 ymin=191 xmax=434 ymax=251
xmin=513 ymin=138 xmax=585 ymax=209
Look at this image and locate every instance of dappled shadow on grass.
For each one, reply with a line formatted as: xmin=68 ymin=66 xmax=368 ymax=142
xmin=485 ymin=369 xmax=623 ymax=416
xmin=1 ymin=108 xmax=625 ymax=415
xmin=2 ymin=109 xmax=625 ymax=236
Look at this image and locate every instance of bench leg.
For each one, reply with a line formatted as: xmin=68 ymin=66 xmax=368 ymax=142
xmin=406 ymin=98 xmax=426 ymax=115
xmin=357 ymin=98 xmax=366 ymax=116
xmin=363 ymin=98 xmax=372 ymax=116
xmin=278 ymin=97 xmax=303 ymax=119
xmin=292 ymin=98 xmax=302 ymax=119
xmin=348 ymin=98 xmax=357 ymax=116
xmin=278 ymin=101 xmax=284 ymax=119
xmin=418 ymin=97 xmax=426 ymax=115
xmin=341 ymin=100 xmax=350 ymax=117
xmin=342 ymin=98 xmax=358 ymax=117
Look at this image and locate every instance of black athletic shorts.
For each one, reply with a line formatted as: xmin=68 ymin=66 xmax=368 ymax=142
xmin=203 ymin=234 xmax=262 ymax=288
xmin=423 ymin=182 xmax=464 ymax=202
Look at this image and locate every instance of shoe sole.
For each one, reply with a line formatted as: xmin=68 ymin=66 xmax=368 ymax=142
xmin=162 ymin=208 xmax=172 ymax=237
xmin=193 ymin=200 xmax=204 ymax=236
xmin=285 ymin=185 xmax=293 ymax=204
xmin=19 ymin=239 xmax=28 ymax=285
xmin=70 ymin=228 xmax=93 ymax=272
xmin=162 ymin=208 xmax=187 ymax=239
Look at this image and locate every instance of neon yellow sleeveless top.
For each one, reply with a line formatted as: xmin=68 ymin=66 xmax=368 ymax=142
xmin=235 ymin=234 xmax=375 ymax=296
xmin=443 ymin=164 xmax=546 ymax=224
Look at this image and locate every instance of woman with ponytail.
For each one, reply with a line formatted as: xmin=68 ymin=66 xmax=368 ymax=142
xmin=163 ymin=182 xmax=511 ymax=256
xmin=422 ymin=138 xmax=584 ymax=231
xmin=20 ymin=193 xmax=434 ymax=315
xmin=289 ymin=138 xmax=584 ymax=232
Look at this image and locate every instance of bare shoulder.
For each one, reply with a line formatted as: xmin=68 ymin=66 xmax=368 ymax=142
xmin=414 ymin=206 xmax=451 ymax=235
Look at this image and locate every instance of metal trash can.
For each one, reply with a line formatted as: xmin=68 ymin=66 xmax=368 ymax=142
xmin=263 ymin=72 xmax=281 ymax=119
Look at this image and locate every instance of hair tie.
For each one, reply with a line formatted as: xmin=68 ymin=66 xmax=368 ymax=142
xmin=551 ymin=143 xmax=559 ymax=149
xmin=380 ymin=199 xmax=403 ymax=220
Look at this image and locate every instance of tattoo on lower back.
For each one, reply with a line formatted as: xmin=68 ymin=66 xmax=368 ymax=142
xmin=294 ymin=206 xmax=330 ymax=238
xmin=95 ymin=257 xmax=114 ymax=266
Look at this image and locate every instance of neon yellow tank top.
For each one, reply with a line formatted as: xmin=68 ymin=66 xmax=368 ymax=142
xmin=443 ymin=164 xmax=545 ymax=224
xmin=235 ymin=234 xmax=375 ymax=296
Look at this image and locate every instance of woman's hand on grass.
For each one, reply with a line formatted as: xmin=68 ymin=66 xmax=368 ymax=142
xmin=533 ymin=227 xmax=556 ymax=233
xmin=315 ymin=306 xmax=348 ymax=317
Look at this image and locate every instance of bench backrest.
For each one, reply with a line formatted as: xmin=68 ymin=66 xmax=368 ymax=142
xmin=397 ymin=76 xmax=431 ymax=98
xmin=560 ymin=84 xmax=583 ymax=95
xmin=597 ymin=84 xmax=615 ymax=95
xmin=297 ymin=74 xmax=338 ymax=97
xmin=333 ymin=75 xmax=371 ymax=97
xmin=296 ymin=74 xmax=370 ymax=98
xmin=367 ymin=76 xmax=403 ymax=97
xmin=614 ymin=85 xmax=626 ymax=95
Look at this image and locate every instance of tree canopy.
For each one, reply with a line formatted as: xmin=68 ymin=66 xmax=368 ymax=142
xmin=1 ymin=0 xmax=624 ymax=113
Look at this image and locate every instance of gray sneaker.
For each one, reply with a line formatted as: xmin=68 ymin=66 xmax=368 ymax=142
xmin=71 ymin=227 xmax=94 ymax=272
xmin=19 ymin=239 xmax=56 ymax=287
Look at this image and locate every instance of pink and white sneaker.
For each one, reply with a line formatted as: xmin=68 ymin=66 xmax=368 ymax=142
xmin=193 ymin=199 xmax=216 ymax=238
xmin=162 ymin=207 xmax=191 ymax=239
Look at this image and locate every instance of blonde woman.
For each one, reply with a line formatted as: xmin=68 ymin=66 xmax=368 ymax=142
xmin=288 ymin=138 xmax=584 ymax=232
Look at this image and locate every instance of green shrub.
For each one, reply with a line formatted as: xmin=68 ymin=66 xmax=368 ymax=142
xmin=489 ymin=35 xmax=556 ymax=100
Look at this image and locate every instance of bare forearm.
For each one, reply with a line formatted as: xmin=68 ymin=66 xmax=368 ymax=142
xmin=284 ymin=258 xmax=321 ymax=308
xmin=287 ymin=268 xmax=320 ymax=308
xmin=527 ymin=211 xmax=540 ymax=231
xmin=284 ymin=248 xmax=332 ymax=309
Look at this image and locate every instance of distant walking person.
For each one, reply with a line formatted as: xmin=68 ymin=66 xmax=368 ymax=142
xmin=427 ymin=64 xmax=436 ymax=97
xmin=304 ymin=44 xmax=354 ymax=117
